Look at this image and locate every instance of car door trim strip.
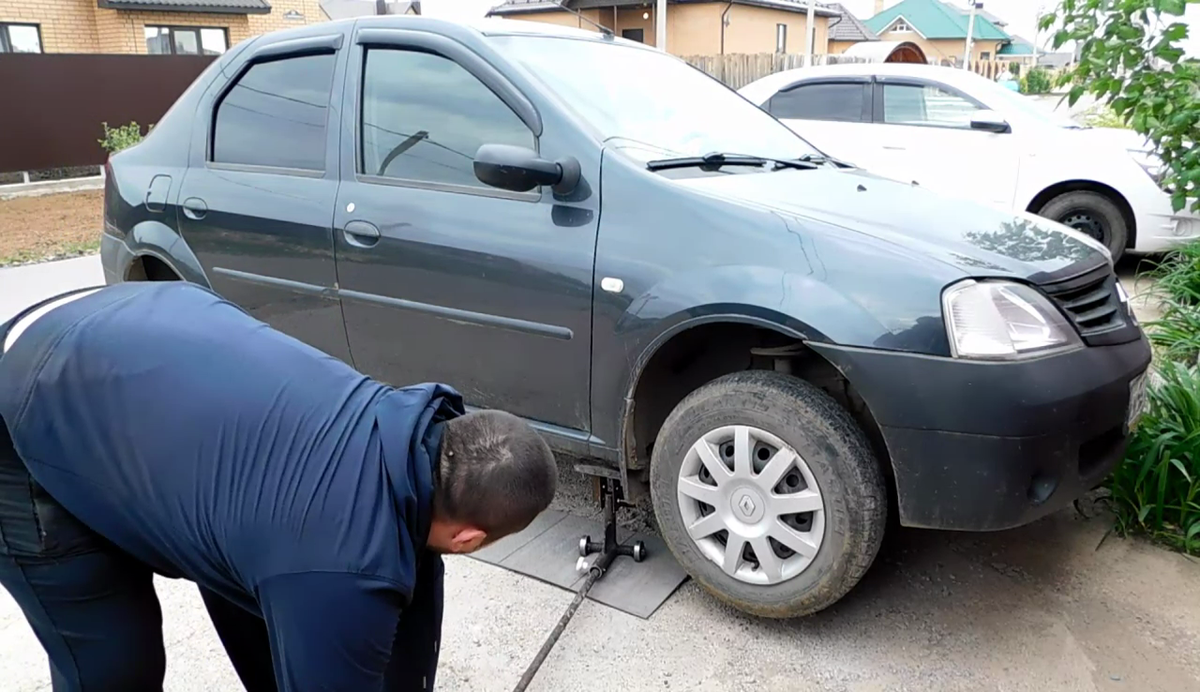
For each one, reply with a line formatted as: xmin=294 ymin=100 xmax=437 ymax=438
xmin=338 ymin=289 xmax=574 ymax=341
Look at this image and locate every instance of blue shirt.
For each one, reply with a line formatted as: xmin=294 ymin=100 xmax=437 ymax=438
xmin=0 ymin=282 xmax=462 ymax=690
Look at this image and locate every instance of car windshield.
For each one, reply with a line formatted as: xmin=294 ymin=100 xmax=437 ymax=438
xmin=488 ymin=34 xmax=823 ymax=164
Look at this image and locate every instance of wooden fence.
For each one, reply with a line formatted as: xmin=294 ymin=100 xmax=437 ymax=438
xmin=684 ymin=52 xmax=1046 ymax=90
xmin=683 ymin=53 xmax=867 ymax=90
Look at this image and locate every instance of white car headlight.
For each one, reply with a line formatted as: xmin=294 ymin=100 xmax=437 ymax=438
xmin=943 ymin=279 xmax=1082 ymax=360
xmin=1127 ymin=148 xmax=1166 ymax=186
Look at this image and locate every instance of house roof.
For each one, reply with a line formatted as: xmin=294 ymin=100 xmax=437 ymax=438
xmin=997 ymin=34 xmax=1035 ymax=55
xmin=863 ymin=0 xmax=1009 ymax=40
xmin=489 ymin=0 xmax=840 ymax=18
xmin=826 ymin=2 xmax=877 ymax=42
xmin=97 ymin=0 xmax=270 ymax=12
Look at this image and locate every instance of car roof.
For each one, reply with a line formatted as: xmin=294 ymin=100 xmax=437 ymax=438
xmin=737 ymin=61 xmax=989 ymax=103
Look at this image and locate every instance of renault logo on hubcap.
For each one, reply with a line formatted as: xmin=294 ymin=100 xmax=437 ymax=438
xmin=738 ymin=495 xmax=756 ymax=517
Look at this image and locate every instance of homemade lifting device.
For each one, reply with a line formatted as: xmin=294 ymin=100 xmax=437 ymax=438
xmin=510 ymin=477 xmax=646 ymax=692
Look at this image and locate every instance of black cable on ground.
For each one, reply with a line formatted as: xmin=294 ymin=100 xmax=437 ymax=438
xmin=510 ymin=554 xmax=613 ymax=692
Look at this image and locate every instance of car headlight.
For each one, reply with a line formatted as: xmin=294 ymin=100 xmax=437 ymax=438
xmin=1127 ymin=148 xmax=1166 ymax=186
xmin=942 ymin=279 xmax=1082 ymax=360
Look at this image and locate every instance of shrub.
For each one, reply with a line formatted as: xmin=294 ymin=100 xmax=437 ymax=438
xmin=1019 ymin=67 xmax=1053 ymax=95
xmin=1080 ymin=104 xmax=1130 ymax=129
xmin=1111 ymin=361 xmax=1200 ymax=555
xmin=1147 ymin=241 xmax=1200 ymax=306
xmin=99 ymin=121 xmax=147 ymax=154
xmin=1008 ymin=60 xmax=1021 ymax=76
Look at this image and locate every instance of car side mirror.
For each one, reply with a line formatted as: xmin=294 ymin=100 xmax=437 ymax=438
xmin=970 ymin=110 xmax=1010 ymax=133
xmin=473 ymin=144 xmax=580 ymax=195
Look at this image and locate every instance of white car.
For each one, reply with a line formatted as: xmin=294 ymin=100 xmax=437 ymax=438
xmin=738 ymin=63 xmax=1200 ymax=260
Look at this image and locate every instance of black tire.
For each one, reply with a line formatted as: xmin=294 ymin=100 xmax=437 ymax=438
xmin=649 ymin=370 xmax=887 ymax=618
xmin=1037 ymin=190 xmax=1129 ymax=261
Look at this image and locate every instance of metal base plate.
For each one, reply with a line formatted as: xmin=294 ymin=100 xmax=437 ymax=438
xmin=469 ymin=510 xmax=689 ymax=619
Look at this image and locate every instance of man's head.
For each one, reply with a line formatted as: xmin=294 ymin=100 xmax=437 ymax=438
xmin=426 ymin=410 xmax=556 ymax=554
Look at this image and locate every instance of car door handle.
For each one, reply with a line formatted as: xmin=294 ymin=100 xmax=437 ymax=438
xmin=882 ymin=145 xmax=907 ymax=151
xmin=343 ymin=220 xmax=381 ymax=248
xmin=181 ymin=197 xmax=208 ymax=220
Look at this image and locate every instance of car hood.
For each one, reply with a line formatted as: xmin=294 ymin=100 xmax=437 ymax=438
xmin=673 ymin=166 xmax=1110 ymax=279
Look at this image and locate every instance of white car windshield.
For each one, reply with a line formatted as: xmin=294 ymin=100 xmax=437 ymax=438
xmin=488 ymin=34 xmax=823 ymax=163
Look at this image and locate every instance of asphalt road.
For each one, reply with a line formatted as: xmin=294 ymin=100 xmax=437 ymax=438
xmin=2 ymin=256 xmax=1197 ymax=692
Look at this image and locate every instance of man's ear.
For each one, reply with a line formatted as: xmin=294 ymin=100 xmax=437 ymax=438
xmin=450 ymin=527 xmax=488 ymax=554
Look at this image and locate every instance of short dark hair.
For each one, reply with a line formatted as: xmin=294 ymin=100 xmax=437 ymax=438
xmin=434 ymin=410 xmax=556 ymax=538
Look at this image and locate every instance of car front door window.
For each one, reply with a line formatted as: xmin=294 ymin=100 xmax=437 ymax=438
xmin=361 ymin=49 xmax=534 ymax=188
xmin=768 ymin=82 xmax=866 ymax=123
xmin=882 ymin=83 xmax=985 ymax=129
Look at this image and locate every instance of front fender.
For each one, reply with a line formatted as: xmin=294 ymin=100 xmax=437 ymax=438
xmin=589 ymin=264 xmax=895 ymax=455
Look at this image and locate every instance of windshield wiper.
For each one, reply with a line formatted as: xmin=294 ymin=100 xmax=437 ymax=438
xmin=796 ymin=153 xmax=853 ymax=168
xmin=645 ymin=152 xmax=818 ymax=172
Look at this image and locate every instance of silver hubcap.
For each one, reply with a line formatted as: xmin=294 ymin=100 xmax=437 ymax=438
xmin=676 ymin=425 xmax=825 ymax=585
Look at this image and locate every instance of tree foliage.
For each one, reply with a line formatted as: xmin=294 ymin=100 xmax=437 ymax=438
xmin=1040 ymin=0 xmax=1199 ymax=212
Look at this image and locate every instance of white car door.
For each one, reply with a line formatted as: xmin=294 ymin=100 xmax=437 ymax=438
xmin=867 ymin=77 xmax=1020 ymax=210
xmin=761 ymin=77 xmax=879 ymax=168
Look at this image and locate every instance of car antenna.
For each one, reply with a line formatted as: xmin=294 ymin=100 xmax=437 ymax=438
xmin=556 ymin=0 xmax=614 ymax=38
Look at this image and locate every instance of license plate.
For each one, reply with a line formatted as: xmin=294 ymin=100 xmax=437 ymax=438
xmin=1127 ymin=372 xmax=1149 ymax=431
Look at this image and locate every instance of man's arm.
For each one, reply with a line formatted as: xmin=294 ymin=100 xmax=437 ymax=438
xmin=258 ymin=572 xmax=405 ymax=691
xmin=384 ymin=553 xmax=445 ymax=691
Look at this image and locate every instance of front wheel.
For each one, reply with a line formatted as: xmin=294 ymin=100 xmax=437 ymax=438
xmin=1037 ymin=190 xmax=1129 ymax=261
xmin=649 ymin=370 xmax=887 ymax=618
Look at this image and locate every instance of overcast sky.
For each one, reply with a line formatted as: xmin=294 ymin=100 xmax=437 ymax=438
xmin=420 ymin=0 xmax=1199 ymax=56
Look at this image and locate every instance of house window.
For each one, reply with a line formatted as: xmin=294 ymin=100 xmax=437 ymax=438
xmin=890 ymin=20 xmax=912 ymax=33
xmin=621 ymin=28 xmax=645 ymax=43
xmin=145 ymin=26 xmax=229 ymax=56
xmin=0 ymin=23 xmax=43 ymax=53
xmin=980 ymin=51 xmax=991 ymax=61
xmin=776 ymin=23 xmax=787 ymax=53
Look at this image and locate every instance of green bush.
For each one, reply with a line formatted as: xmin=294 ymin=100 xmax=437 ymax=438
xmin=1019 ymin=67 xmax=1053 ymax=95
xmin=1111 ymin=361 xmax=1200 ymax=555
xmin=1108 ymin=240 xmax=1200 ymax=556
xmin=1009 ymin=60 xmax=1021 ymax=76
xmin=1080 ymin=104 xmax=1130 ymax=129
xmin=99 ymin=121 xmax=147 ymax=154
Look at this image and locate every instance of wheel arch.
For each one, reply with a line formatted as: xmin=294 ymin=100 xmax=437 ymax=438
xmin=122 ymin=220 xmax=210 ymax=287
xmin=1025 ymin=179 xmax=1137 ymax=249
xmin=619 ymin=313 xmax=893 ymax=494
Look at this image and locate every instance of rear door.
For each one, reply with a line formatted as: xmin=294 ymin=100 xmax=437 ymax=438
xmin=867 ymin=77 xmax=1020 ymax=209
xmin=330 ymin=28 xmax=600 ymax=433
xmin=762 ymin=78 xmax=877 ymax=168
xmin=176 ymin=29 xmax=352 ymax=362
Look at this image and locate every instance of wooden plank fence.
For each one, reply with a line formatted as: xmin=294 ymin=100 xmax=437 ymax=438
xmin=683 ymin=53 xmax=1043 ymax=90
xmin=682 ymin=53 xmax=867 ymax=90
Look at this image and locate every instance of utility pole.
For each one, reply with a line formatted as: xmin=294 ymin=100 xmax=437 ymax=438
xmin=806 ymin=1 xmax=816 ymax=63
xmin=962 ymin=1 xmax=980 ymax=69
xmin=656 ymin=0 xmax=667 ymax=51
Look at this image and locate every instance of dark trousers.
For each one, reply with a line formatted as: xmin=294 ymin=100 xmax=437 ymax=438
xmin=0 ymin=412 xmax=168 ymax=691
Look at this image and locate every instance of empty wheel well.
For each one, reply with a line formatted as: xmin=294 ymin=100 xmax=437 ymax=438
xmin=1026 ymin=180 xmax=1136 ymax=248
xmin=126 ymin=255 xmax=181 ymax=282
xmin=624 ymin=323 xmax=892 ymax=484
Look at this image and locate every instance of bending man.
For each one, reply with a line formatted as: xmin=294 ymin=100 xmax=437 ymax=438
xmin=0 ymin=281 xmax=557 ymax=691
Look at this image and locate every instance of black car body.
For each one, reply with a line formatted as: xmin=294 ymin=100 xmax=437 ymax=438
xmin=101 ymin=16 xmax=1151 ymax=616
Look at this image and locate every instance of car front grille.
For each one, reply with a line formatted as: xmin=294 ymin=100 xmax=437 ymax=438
xmin=1037 ymin=264 xmax=1126 ymax=338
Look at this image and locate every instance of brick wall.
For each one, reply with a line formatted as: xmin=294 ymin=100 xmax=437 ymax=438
xmin=0 ymin=0 xmax=99 ymax=52
xmin=1 ymin=0 xmax=327 ymax=54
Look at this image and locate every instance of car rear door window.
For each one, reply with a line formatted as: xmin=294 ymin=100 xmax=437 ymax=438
xmin=360 ymin=48 xmax=534 ymax=188
xmin=881 ymin=83 xmax=985 ymax=129
xmin=768 ymin=82 xmax=865 ymax=122
xmin=212 ymin=54 xmax=336 ymax=171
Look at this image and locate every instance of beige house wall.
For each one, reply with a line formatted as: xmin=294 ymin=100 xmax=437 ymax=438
xmin=1 ymin=0 xmax=324 ymax=54
xmin=502 ymin=3 xmax=829 ymax=56
xmin=876 ymin=28 xmax=1003 ymax=64
xmin=827 ymin=38 xmax=859 ymax=55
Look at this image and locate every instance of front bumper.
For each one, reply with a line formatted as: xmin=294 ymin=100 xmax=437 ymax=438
xmin=812 ymin=336 xmax=1152 ymax=531
xmin=1131 ymin=199 xmax=1200 ymax=254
